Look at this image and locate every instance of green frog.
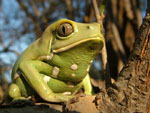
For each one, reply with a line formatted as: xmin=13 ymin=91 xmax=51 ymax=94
xmin=8 ymin=19 xmax=104 ymax=102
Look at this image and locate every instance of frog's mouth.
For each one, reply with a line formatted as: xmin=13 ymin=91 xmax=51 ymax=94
xmin=53 ymin=37 xmax=104 ymax=53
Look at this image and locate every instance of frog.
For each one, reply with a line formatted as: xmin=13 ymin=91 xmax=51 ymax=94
xmin=8 ymin=19 xmax=104 ymax=103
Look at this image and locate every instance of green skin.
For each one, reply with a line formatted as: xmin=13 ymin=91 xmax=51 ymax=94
xmin=8 ymin=19 xmax=104 ymax=102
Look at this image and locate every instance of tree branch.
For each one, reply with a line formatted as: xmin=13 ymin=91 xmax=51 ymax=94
xmin=91 ymin=0 xmax=111 ymax=89
xmin=65 ymin=0 xmax=74 ymax=20
xmin=16 ymin=0 xmax=42 ymax=37
xmin=29 ymin=1 xmax=41 ymax=17
xmin=147 ymin=0 xmax=150 ymax=13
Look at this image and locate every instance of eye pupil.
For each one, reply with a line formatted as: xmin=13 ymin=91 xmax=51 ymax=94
xmin=62 ymin=26 xmax=66 ymax=34
xmin=57 ymin=23 xmax=73 ymax=37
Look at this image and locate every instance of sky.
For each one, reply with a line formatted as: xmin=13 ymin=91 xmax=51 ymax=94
xmin=0 ymin=0 xmax=35 ymax=82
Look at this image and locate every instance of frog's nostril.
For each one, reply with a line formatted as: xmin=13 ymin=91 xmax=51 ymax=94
xmin=87 ymin=26 xmax=94 ymax=30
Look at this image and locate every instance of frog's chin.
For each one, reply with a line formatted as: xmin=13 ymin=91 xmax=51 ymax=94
xmin=53 ymin=37 xmax=104 ymax=53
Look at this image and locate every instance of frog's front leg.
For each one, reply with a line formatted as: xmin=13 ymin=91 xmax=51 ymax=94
xmin=19 ymin=60 xmax=72 ymax=102
xmin=82 ymin=74 xmax=93 ymax=95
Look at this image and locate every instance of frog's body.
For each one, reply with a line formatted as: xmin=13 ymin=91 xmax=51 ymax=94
xmin=8 ymin=19 xmax=104 ymax=102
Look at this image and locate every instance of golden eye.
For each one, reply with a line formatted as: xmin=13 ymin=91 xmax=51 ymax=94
xmin=57 ymin=23 xmax=73 ymax=37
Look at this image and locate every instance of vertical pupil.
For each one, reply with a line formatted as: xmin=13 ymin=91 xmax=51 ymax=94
xmin=62 ymin=26 xmax=66 ymax=34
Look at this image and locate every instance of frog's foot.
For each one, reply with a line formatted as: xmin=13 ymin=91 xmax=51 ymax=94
xmin=12 ymin=96 xmax=30 ymax=101
xmin=84 ymin=90 xmax=94 ymax=95
xmin=8 ymin=83 xmax=32 ymax=103
xmin=54 ymin=93 xmax=75 ymax=103
xmin=8 ymin=83 xmax=21 ymax=99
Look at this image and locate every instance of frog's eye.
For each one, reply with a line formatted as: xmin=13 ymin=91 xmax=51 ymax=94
xmin=57 ymin=23 xmax=74 ymax=37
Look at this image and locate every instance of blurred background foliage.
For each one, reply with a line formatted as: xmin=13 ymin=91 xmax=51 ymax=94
xmin=0 ymin=0 xmax=147 ymax=102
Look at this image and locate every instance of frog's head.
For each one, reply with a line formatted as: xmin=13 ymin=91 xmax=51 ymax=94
xmin=42 ymin=19 xmax=104 ymax=53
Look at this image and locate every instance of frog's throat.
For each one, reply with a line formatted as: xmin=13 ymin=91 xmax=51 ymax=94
xmin=53 ymin=37 xmax=104 ymax=53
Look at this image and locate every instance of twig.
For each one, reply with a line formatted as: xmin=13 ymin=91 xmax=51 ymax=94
xmin=0 ymin=32 xmax=5 ymax=48
xmin=147 ymin=0 xmax=150 ymax=13
xmin=0 ymin=31 xmax=20 ymax=56
xmin=65 ymin=0 xmax=73 ymax=19
xmin=124 ymin=0 xmax=134 ymax=20
xmin=17 ymin=0 xmax=36 ymax=22
xmin=91 ymin=0 xmax=111 ymax=88
xmin=91 ymin=0 xmax=102 ymax=24
xmin=29 ymin=1 xmax=41 ymax=17
xmin=16 ymin=0 xmax=42 ymax=37
xmin=0 ymin=49 xmax=20 ymax=56
xmin=111 ymin=23 xmax=126 ymax=63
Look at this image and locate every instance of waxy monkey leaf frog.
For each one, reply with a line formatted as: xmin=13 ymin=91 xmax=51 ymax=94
xmin=8 ymin=19 xmax=104 ymax=102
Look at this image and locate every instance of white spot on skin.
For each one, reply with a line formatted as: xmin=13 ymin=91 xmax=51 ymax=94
xmin=90 ymin=60 xmax=93 ymax=64
xmin=52 ymin=67 xmax=60 ymax=78
xmin=70 ymin=64 xmax=78 ymax=70
xmin=72 ymin=73 xmax=76 ymax=77
xmin=63 ymin=92 xmax=71 ymax=95
xmin=43 ymin=76 xmax=51 ymax=83
xmin=87 ymin=65 xmax=91 ymax=72
xmin=89 ymin=26 xmax=94 ymax=29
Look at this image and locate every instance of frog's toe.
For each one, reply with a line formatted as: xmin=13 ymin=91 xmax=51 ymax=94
xmin=8 ymin=83 xmax=21 ymax=99
xmin=12 ymin=97 xmax=29 ymax=101
xmin=54 ymin=93 xmax=75 ymax=102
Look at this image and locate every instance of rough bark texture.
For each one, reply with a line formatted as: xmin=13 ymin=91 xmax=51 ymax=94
xmin=99 ymin=11 xmax=150 ymax=113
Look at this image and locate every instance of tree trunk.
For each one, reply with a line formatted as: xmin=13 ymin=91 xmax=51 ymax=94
xmin=105 ymin=0 xmax=142 ymax=79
